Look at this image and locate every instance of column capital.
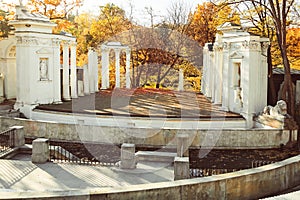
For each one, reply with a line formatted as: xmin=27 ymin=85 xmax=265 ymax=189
xmin=62 ymin=40 xmax=71 ymax=47
xmin=70 ymin=41 xmax=77 ymax=47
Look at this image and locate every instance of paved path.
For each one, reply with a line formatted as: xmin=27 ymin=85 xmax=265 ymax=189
xmin=0 ymin=156 xmax=173 ymax=193
xmin=1 ymin=157 xmax=300 ymax=199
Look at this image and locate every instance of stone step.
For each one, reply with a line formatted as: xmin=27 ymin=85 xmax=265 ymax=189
xmin=135 ymin=151 xmax=177 ymax=163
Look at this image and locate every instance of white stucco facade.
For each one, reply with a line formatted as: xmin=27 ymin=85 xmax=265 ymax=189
xmin=202 ymin=23 xmax=269 ymax=127
xmin=5 ymin=6 xmax=79 ymax=117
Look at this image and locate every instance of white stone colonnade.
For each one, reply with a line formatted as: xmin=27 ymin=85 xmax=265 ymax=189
xmin=101 ymin=42 xmax=131 ymax=89
xmin=62 ymin=40 xmax=77 ymax=101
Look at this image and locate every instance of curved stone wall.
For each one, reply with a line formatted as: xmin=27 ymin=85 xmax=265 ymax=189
xmin=0 ymin=116 xmax=295 ymax=149
xmin=1 ymin=155 xmax=300 ymax=199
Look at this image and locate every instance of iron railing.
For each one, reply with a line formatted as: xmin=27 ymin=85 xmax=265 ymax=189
xmin=0 ymin=128 xmax=15 ymax=153
xmin=190 ymin=160 xmax=276 ymax=178
xmin=190 ymin=168 xmax=240 ymax=178
xmin=49 ymin=141 xmax=117 ymax=166
xmin=251 ymin=160 xmax=275 ymax=168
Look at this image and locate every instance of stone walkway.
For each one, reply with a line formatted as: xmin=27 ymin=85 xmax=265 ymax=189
xmin=1 ymin=156 xmax=300 ymax=199
xmin=0 ymin=156 xmax=173 ymax=193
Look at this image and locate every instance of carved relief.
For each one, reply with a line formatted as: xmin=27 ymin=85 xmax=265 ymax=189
xmin=39 ymin=58 xmax=49 ymax=81
xmin=242 ymin=41 xmax=260 ymax=50
xmin=261 ymin=42 xmax=270 ymax=53
xmin=16 ymin=36 xmax=38 ymax=46
xmin=8 ymin=46 xmax=16 ymax=57
xmin=223 ymin=42 xmax=231 ymax=50
xmin=52 ymin=39 xmax=61 ymax=47
xmin=214 ymin=43 xmax=223 ymax=51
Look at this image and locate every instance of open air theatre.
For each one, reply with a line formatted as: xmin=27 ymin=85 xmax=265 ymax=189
xmin=0 ymin=4 xmax=300 ymax=200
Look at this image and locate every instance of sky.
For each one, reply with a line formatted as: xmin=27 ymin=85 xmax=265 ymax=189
xmin=79 ymin=0 xmax=205 ymax=26
xmin=0 ymin=0 xmax=205 ymax=26
xmin=3 ymin=0 xmax=205 ymax=26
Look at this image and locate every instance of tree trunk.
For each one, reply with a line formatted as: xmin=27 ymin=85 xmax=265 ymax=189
xmin=267 ymin=46 xmax=277 ymax=105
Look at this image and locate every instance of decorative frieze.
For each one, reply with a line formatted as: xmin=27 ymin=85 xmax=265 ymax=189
xmin=52 ymin=39 xmax=61 ymax=47
xmin=223 ymin=42 xmax=231 ymax=50
xmin=16 ymin=36 xmax=38 ymax=46
xmin=242 ymin=41 xmax=260 ymax=50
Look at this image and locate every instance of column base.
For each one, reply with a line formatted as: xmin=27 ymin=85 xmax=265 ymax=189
xmin=62 ymin=97 xmax=71 ymax=101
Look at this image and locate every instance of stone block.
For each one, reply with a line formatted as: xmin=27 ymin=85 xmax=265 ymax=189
xmin=174 ymin=156 xmax=190 ymax=180
xmin=32 ymin=138 xmax=49 ymax=164
xmin=10 ymin=126 xmax=25 ymax=147
xmin=120 ymin=143 xmax=136 ymax=169
xmin=176 ymin=134 xmax=189 ymax=157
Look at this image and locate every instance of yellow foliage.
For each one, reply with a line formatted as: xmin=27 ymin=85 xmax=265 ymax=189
xmin=188 ymin=2 xmax=240 ymax=46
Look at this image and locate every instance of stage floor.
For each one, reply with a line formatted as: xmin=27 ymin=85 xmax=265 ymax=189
xmin=36 ymin=89 xmax=242 ymax=119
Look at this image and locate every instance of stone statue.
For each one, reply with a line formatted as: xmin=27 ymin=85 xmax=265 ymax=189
xmin=39 ymin=59 xmax=48 ymax=80
xmin=263 ymin=100 xmax=287 ymax=117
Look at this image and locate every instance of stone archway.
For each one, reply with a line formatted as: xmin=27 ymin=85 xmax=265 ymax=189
xmin=101 ymin=42 xmax=131 ymax=89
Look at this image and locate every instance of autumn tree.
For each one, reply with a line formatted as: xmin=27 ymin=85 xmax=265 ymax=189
xmin=187 ymin=2 xmax=240 ymax=46
xmin=0 ymin=9 xmax=10 ymax=38
xmin=27 ymin=0 xmax=82 ymax=33
xmin=116 ymin=2 xmax=202 ymax=90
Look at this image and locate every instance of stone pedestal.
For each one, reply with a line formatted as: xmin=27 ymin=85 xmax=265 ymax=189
xmin=120 ymin=143 xmax=136 ymax=169
xmin=176 ymin=134 xmax=189 ymax=157
xmin=174 ymin=157 xmax=190 ymax=180
xmin=32 ymin=138 xmax=49 ymax=164
xmin=10 ymin=126 xmax=25 ymax=147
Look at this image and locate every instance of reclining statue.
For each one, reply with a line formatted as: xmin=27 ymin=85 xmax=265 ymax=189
xmin=263 ymin=100 xmax=287 ymax=117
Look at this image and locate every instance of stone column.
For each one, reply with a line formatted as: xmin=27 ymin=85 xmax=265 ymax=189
xmin=83 ymin=64 xmax=90 ymax=95
xmin=52 ymin=39 xmax=62 ymax=103
xmin=94 ymin=51 xmax=99 ymax=92
xmin=213 ymin=43 xmax=223 ymax=104
xmin=32 ymin=138 xmax=49 ymax=164
xmin=115 ymin=49 xmax=121 ymax=88
xmin=125 ymin=48 xmax=131 ymax=89
xmin=221 ymin=42 xmax=230 ymax=111
xmin=88 ymin=48 xmax=95 ymax=93
xmin=174 ymin=157 xmax=190 ymax=180
xmin=101 ymin=47 xmax=109 ymax=89
xmin=62 ymin=42 xmax=71 ymax=101
xmin=201 ymin=45 xmax=208 ymax=95
xmin=70 ymin=42 xmax=78 ymax=98
xmin=120 ymin=143 xmax=136 ymax=169
xmin=178 ymin=68 xmax=184 ymax=91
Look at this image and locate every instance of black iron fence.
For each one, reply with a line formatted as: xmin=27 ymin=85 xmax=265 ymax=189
xmin=190 ymin=160 xmax=276 ymax=178
xmin=49 ymin=141 xmax=117 ymax=166
xmin=0 ymin=128 xmax=15 ymax=153
xmin=190 ymin=168 xmax=240 ymax=178
xmin=251 ymin=160 xmax=275 ymax=168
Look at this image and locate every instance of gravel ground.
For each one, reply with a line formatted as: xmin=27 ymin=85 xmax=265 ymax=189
xmin=26 ymin=139 xmax=300 ymax=170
